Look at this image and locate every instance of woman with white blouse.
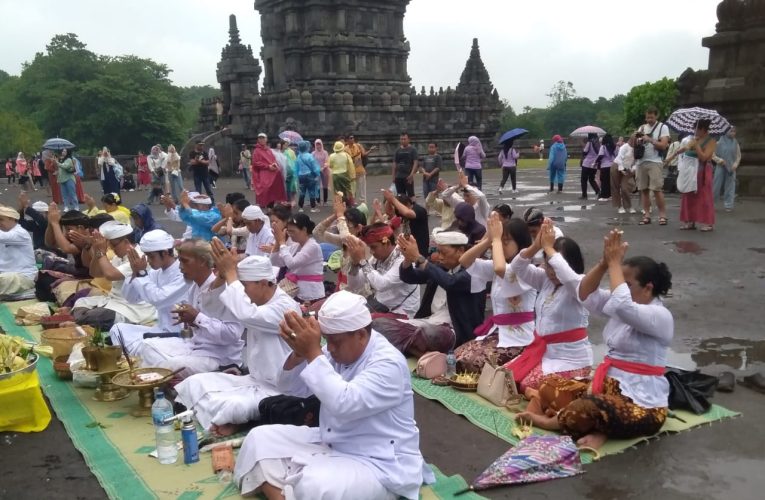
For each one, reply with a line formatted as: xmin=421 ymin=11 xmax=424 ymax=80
xmin=455 ymin=213 xmax=536 ymax=373
xmin=517 ymin=229 xmax=673 ymax=450
xmin=506 ymin=220 xmax=592 ymax=392
xmin=270 ymin=213 xmax=325 ymax=304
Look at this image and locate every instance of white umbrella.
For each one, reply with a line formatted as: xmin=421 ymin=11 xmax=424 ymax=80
xmin=667 ymin=107 xmax=731 ymax=135
xmin=570 ymin=125 xmax=606 ymax=137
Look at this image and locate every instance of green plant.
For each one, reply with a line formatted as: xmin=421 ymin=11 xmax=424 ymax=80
xmin=89 ymin=327 xmax=105 ymax=348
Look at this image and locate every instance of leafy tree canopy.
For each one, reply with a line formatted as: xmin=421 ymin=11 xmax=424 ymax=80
xmin=0 ymin=111 xmax=44 ymax=159
xmin=623 ymin=77 xmax=678 ymax=129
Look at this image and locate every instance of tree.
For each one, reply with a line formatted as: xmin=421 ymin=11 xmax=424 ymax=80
xmin=0 ymin=111 xmax=44 ymax=158
xmin=546 ymin=80 xmax=577 ymax=107
xmin=498 ymin=98 xmax=517 ymax=132
xmin=623 ymin=77 xmax=679 ymax=130
xmin=179 ymin=85 xmax=221 ymax=135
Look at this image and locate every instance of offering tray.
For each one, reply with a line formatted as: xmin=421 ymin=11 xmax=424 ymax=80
xmin=111 ymin=368 xmax=175 ymax=417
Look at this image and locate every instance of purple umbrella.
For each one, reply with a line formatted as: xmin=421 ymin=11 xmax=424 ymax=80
xmin=278 ymin=130 xmax=303 ymax=144
xmin=570 ymin=125 xmax=606 ymax=137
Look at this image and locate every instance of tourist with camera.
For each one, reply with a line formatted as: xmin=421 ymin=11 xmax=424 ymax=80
xmin=635 ymin=106 xmax=670 ymax=226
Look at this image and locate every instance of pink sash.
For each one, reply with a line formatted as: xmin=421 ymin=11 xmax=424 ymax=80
xmin=473 ymin=312 xmax=535 ymax=337
xmin=286 ymin=272 xmax=323 ymax=283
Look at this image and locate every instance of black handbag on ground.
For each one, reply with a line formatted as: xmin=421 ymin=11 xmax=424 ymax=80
xmin=258 ymin=395 xmax=320 ymax=427
xmin=665 ymin=368 xmax=718 ymax=415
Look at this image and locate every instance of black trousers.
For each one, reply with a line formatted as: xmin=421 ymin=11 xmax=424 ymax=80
xmin=599 ymin=167 xmax=611 ymax=199
xmin=394 ymin=177 xmax=415 ymax=198
xmin=580 ymin=168 xmax=600 ymax=198
xmin=500 ymin=167 xmax=517 ymax=190
xmin=193 ymin=169 xmax=215 ymax=201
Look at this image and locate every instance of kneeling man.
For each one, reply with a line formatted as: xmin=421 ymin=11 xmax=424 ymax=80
xmin=176 ymin=239 xmax=301 ymax=435
xmin=233 ymin=291 xmax=434 ymax=500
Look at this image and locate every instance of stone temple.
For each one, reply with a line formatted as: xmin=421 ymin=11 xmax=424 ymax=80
xmin=197 ymin=0 xmax=502 ymax=171
xmin=677 ymin=0 xmax=765 ymax=196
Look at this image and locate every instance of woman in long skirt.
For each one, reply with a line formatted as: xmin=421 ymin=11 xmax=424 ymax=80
xmin=678 ymin=119 xmax=717 ymax=232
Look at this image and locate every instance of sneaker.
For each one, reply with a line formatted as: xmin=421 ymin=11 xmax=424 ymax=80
xmin=629 ymin=208 xmax=637 ymax=214
xmin=618 ymin=208 xmax=626 ymax=214
xmin=512 ymin=189 xmax=519 ymax=194
xmin=298 ymin=208 xmax=304 ymax=213
xmin=310 ymin=208 xmax=319 ymax=213
xmin=597 ymin=197 xmax=609 ymax=202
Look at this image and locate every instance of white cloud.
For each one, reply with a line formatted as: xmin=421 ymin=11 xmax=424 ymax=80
xmin=0 ymin=0 xmax=720 ymax=108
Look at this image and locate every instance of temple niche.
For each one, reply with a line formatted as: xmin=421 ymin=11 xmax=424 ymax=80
xmin=197 ymin=0 xmax=503 ymax=171
xmin=677 ymin=0 xmax=765 ymax=196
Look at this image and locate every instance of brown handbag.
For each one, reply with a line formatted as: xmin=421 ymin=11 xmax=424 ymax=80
xmin=477 ymin=355 xmax=518 ymax=407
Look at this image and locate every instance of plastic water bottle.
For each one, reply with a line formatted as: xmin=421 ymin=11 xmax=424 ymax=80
xmin=446 ymin=349 xmax=457 ymax=378
xmin=151 ymin=389 xmax=177 ymax=464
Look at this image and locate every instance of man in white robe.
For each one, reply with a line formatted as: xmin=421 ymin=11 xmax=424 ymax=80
xmin=0 ymin=206 xmax=37 ymax=297
xmin=138 ymin=239 xmax=244 ymax=378
xmin=233 ymin=291 xmax=434 ymax=500
xmin=242 ymin=205 xmax=275 ymax=257
xmin=176 ymin=240 xmax=300 ymax=435
xmin=108 ymin=230 xmax=188 ymax=354
xmin=72 ymin=221 xmax=156 ymax=330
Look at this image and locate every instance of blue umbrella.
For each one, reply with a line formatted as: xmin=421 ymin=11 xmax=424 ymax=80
xmin=42 ymin=137 xmax=76 ymax=150
xmin=499 ymin=128 xmax=528 ymax=144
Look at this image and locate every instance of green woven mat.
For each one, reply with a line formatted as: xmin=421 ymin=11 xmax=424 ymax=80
xmin=1 ymin=302 xmax=480 ymax=500
xmin=408 ymin=359 xmax=740 ymax=463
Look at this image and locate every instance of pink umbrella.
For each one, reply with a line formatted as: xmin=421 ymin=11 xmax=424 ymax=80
xmin=570 ymin=125 xmax=606 ymax=137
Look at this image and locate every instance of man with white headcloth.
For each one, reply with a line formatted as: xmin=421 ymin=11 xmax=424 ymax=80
xmin=175 ymin=238 xmax=300 ymax=436
xmin=108 ymin=229 xmax=188 ymax=354
xmin=242 ymin=205 xmax=275 ymax=257
xmin=233 ymin=291 xmax=434 ymax=500
xmin=138 ymin=239 xmax=244 ymax=379
xmin=72 ymin=221 xmax=156 ymax=331
xmin=0 ymin=205 xmax=37 ymax=297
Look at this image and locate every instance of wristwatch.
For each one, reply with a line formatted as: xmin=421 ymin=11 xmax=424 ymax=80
xmin=358 ymin=259 xmax=369 ymax=268
xmin=415 ymin=256 xmax=427 ymax=266
xmin=94 ymin=251 xmax=105 ymax=259
xmin=136 ymin=270 xmax=148 ymax=278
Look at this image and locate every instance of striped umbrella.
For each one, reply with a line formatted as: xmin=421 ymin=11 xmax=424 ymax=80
xmin=667 ymin=107 xmax=731 ymax=135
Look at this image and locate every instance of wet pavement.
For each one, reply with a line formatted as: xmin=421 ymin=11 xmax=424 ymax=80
xmin=1 ymin=167 xmax=764 ymax=499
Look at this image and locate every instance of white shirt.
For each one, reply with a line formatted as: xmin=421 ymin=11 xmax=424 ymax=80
xmin=510 ymin=253 xmax=592 ymax=374
xmin=147 ymin=151 xmax=167 ymax=172
xmin=89 ymin=248 xmax=157 ymax=324
xmin=440 ymin=185 xmax=490 ymax=228
xmin=273 ymin=331 xmax=432 ymax=499
xmin=637 ymin=122 xmax=670 ymax=165
xmin=467 ymin=259 xmax=536 ymax=348
xmin=270 ymin=238 xmax=325 ymax=301
xmin=219 ymin=282 xmax=300 ymax=387
xmin=0 ymin=224 xmax=37 ymax=280
xmin=187 ymin=273 xmax=245 ymax=366
xmin=347 ymin=248 xmax=420 ymax=318
xmin=121 ymin=260 xmax=188 ymax=332
xmin=245 ymin=225 xmax=275 ymax=257
xmin=581 ymin=282 xmax=673 ymax=409
xmin=615 ymin=143 xmax=636 ymax=172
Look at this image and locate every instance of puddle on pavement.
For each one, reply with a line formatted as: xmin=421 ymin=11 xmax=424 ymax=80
xmin=748 ymin=247 xmax=765 ymax=254
xmin=594 ymin=337 xmax=765 ymax=372
xmin=549 ymin=216 xmax=584 ymax=223
xmin=501 ymin=192 xmax=548 ymax=202
xmin=606 ymin=219 xmax=636 ymax=226
xmin=664 ymin=240 xmax=704 ymax=255
xmin=554 ymin=204 xmax=594 ymax=212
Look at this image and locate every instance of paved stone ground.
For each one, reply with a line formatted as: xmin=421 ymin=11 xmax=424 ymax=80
xmin=1 ymin=167 xmax=764 ymax=499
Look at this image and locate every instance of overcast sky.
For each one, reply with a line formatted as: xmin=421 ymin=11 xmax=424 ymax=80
xmin=0 ymin=0 xmax=720 ymax=109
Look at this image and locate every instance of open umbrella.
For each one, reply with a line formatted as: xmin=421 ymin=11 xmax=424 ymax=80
xmin=42 ymin=137 xmax=75 ymax=150
xmin=458 ymin=435 xmax=583 ymax=493
xmin=278 ymin=130 xmax=303 ymax=144
xmin=667 ymin=107 xmax=731 ymax=135
xmin=499 ymin=128 xmax=529 ymax=144
xmin=570 ymin=125 xmax=606 ymax=137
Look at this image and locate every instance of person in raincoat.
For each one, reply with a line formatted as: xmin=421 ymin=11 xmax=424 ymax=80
xmin=295 ymin=141 xmax=321 ymax=212
xmin=252 ymin=133 xmax=287 ymax=208
xmin=328 ymin=141 xmax=355 ymax=205
xmin=547 ymin=135 xmax=568 ymax=193
xmin=130 ymin=203 xmax=160 ymax=242
xmin=312 ymin=139 xmax=330 ymax=205
xmin=282 ymin=139 xmax=298 ymax=207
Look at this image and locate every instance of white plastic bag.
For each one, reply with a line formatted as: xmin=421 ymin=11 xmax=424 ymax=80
xmin=676 ymin=154 xmax=698 ymax=194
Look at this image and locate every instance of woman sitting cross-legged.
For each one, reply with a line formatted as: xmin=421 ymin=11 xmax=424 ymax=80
xmin=516 ymin=229 xmax=673 ymax=450
xmin=505 ymin=218 xmax=592 ymax=393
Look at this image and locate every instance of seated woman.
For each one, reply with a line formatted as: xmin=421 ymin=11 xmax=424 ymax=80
xmin=455 ymin=213 xmax=536 ymax=373
xmin=447 ymin=202 xmax=485 ymax=246
xmin=517 ymin=229 xmax=673 ymax=450
xmin=130 ymin=203 xmax=159 ymax=242
xmin=506 ymin=219 xmax=592 ymax=393
xmin=101 ymin=193 xmax=132 ymax=225
xmin=269 ymin=213 xmax=325 ymax=304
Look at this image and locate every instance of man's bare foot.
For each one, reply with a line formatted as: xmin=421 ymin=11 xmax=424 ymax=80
xmin=577 ymin=432 xmax=608 ymax=450
xmin=210 ymin=423 xmax=240 ymax=437
xmin=515 ymin=411 xmax=561 ymax=431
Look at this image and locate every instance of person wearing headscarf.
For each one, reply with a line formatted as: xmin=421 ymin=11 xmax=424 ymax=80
xmin=233 ymin=291 xmax=434 ymax=499
xmin=456 ymin=214 xmax=536 ymax=373
xmin=147 ymin=144 xmax=168 ymax=192
xmin=138 ymin=239 xmax=244 ymax=379
xmin=208 ymin=147 xmax=220 ymax=188
xmin=97 ymin=147 xmax=122 ymax=195
xmin=312 ymin=139 xmax=330 ymax=205
xmin=108 ymin=229 xmax=187 ymax=354
xmin=460 ymin=135 xmax=486 ymax=190
xmin=346 ymin=223 xmax=420 ymax=318
xmin=498 ymin=141 xmax=520 ymax=194
xmin=136 ymin=150 xmax=151 ymax=191
xmin=0 ymin=206 xmax=37 ymax=297
xmin=71 ymin=221 xmax=157 ymax=330
xmin=130 ymin=203 xmax=160 ymax=242
xmin=165 ymin=144 xmax=184 ymax=202
xmin=595 ymin=134 xmax=617 ymax=201
xmin=176 ymin=246 xmax=302 ymax=436
xmin=328 ymin=140 xmax=355 ymax=205
xmin=15 ymin=152 xmax=34 ymax=192
xmin=252 ymin=133 xmax=288 ymax=208
xmin=295 ymin=141 xmax=321 ymax=212
xmin=448 ymin=202 xmax=486 ymax=246
xmin=712 ymin=126 xmax=741 ymax=212
xmin=282 ymin=139 xmax=299 ymax=207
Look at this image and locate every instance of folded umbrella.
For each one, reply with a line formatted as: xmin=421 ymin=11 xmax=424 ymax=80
xmin=570 ymin=125 xmax=606 ymax=137
xmin=667 ymin=107 xmax=731 ymax=135
xmin=278 ymin=130 xmax=303 ymax=144
xmin=42 ymin=137 xmax=75 ymax=150
xmin=498 ymin=128 xmax=529 ymax=144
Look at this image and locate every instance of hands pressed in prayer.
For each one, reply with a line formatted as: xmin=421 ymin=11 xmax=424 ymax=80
xmin=382 ymin=188 xmax=395 ymax=203
xmin=91 ymin=231 xmax=108 ymax=255
xmin=218 ymin=203 xmax=232 ymax=219
xmin=272 ymin=219 xmax=286 ymax=245
xmin=48 ymin=202 xmax=61 ymax=224
xmin=397 ymin=233 xmax=421 ymax=264
xmin=486 ymin=212 xmax=503 ymax=242
xmin=180 ymin=191 xmax=191 ymax=209
xmin=83 ymin=193 xmax=96 ymax=208
xmin=333 ymin=193 xmax=346 ymax=219
xmin=211 ymin=237 xmax=238 ymax=283
xmin=436 ymin=178 xmax=448 ymax=193
xmin=603 ymin=229 xmax=628 ymax=266
xmin=68 ymin=230 xmax=92 ymax=249
xmin=18 ymin=191 xmax=29 ymax=211
xmin=279 ymin=310 xmax=323 ymax=362
xmin=127 ymin=247 xmax=148 ymax=274
xmin=161 ymin=194 xmax=176 ymax=211
xmin=345 ymin=235 xmax=367 ymax=264
xmin=540 ymin=219 xmax=557 ymax=253
xmin=259 ymin=244 xmax=275 ymax=254
xmin=458 ymin=170 xmax=469 ymax=188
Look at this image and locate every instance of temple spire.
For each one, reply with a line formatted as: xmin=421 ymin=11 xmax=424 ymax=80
xmin=457 ymin=38 xmax=494 ymax=94
xmin=229 ymin=14 xmax=241 ymax=45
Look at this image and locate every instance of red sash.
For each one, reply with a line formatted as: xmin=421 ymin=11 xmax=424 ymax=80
xmin=590 ymin=356 xmax=665 ymax=395
xmin=286 ymin=273 xmax=324 ymax=283
xmin=503 ymin=327 xmax=588 ymax=382
xmin=473 ymin=312 xmax=535 ymax=337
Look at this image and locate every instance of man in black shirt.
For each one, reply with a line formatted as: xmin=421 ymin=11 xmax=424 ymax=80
xmin=383 ymin=190 xmax=429 ymax=256
xmin=392 ymin=132 xmax=418 ymax=199
xmin=189 ymin=142 xmax=214 ymax=202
